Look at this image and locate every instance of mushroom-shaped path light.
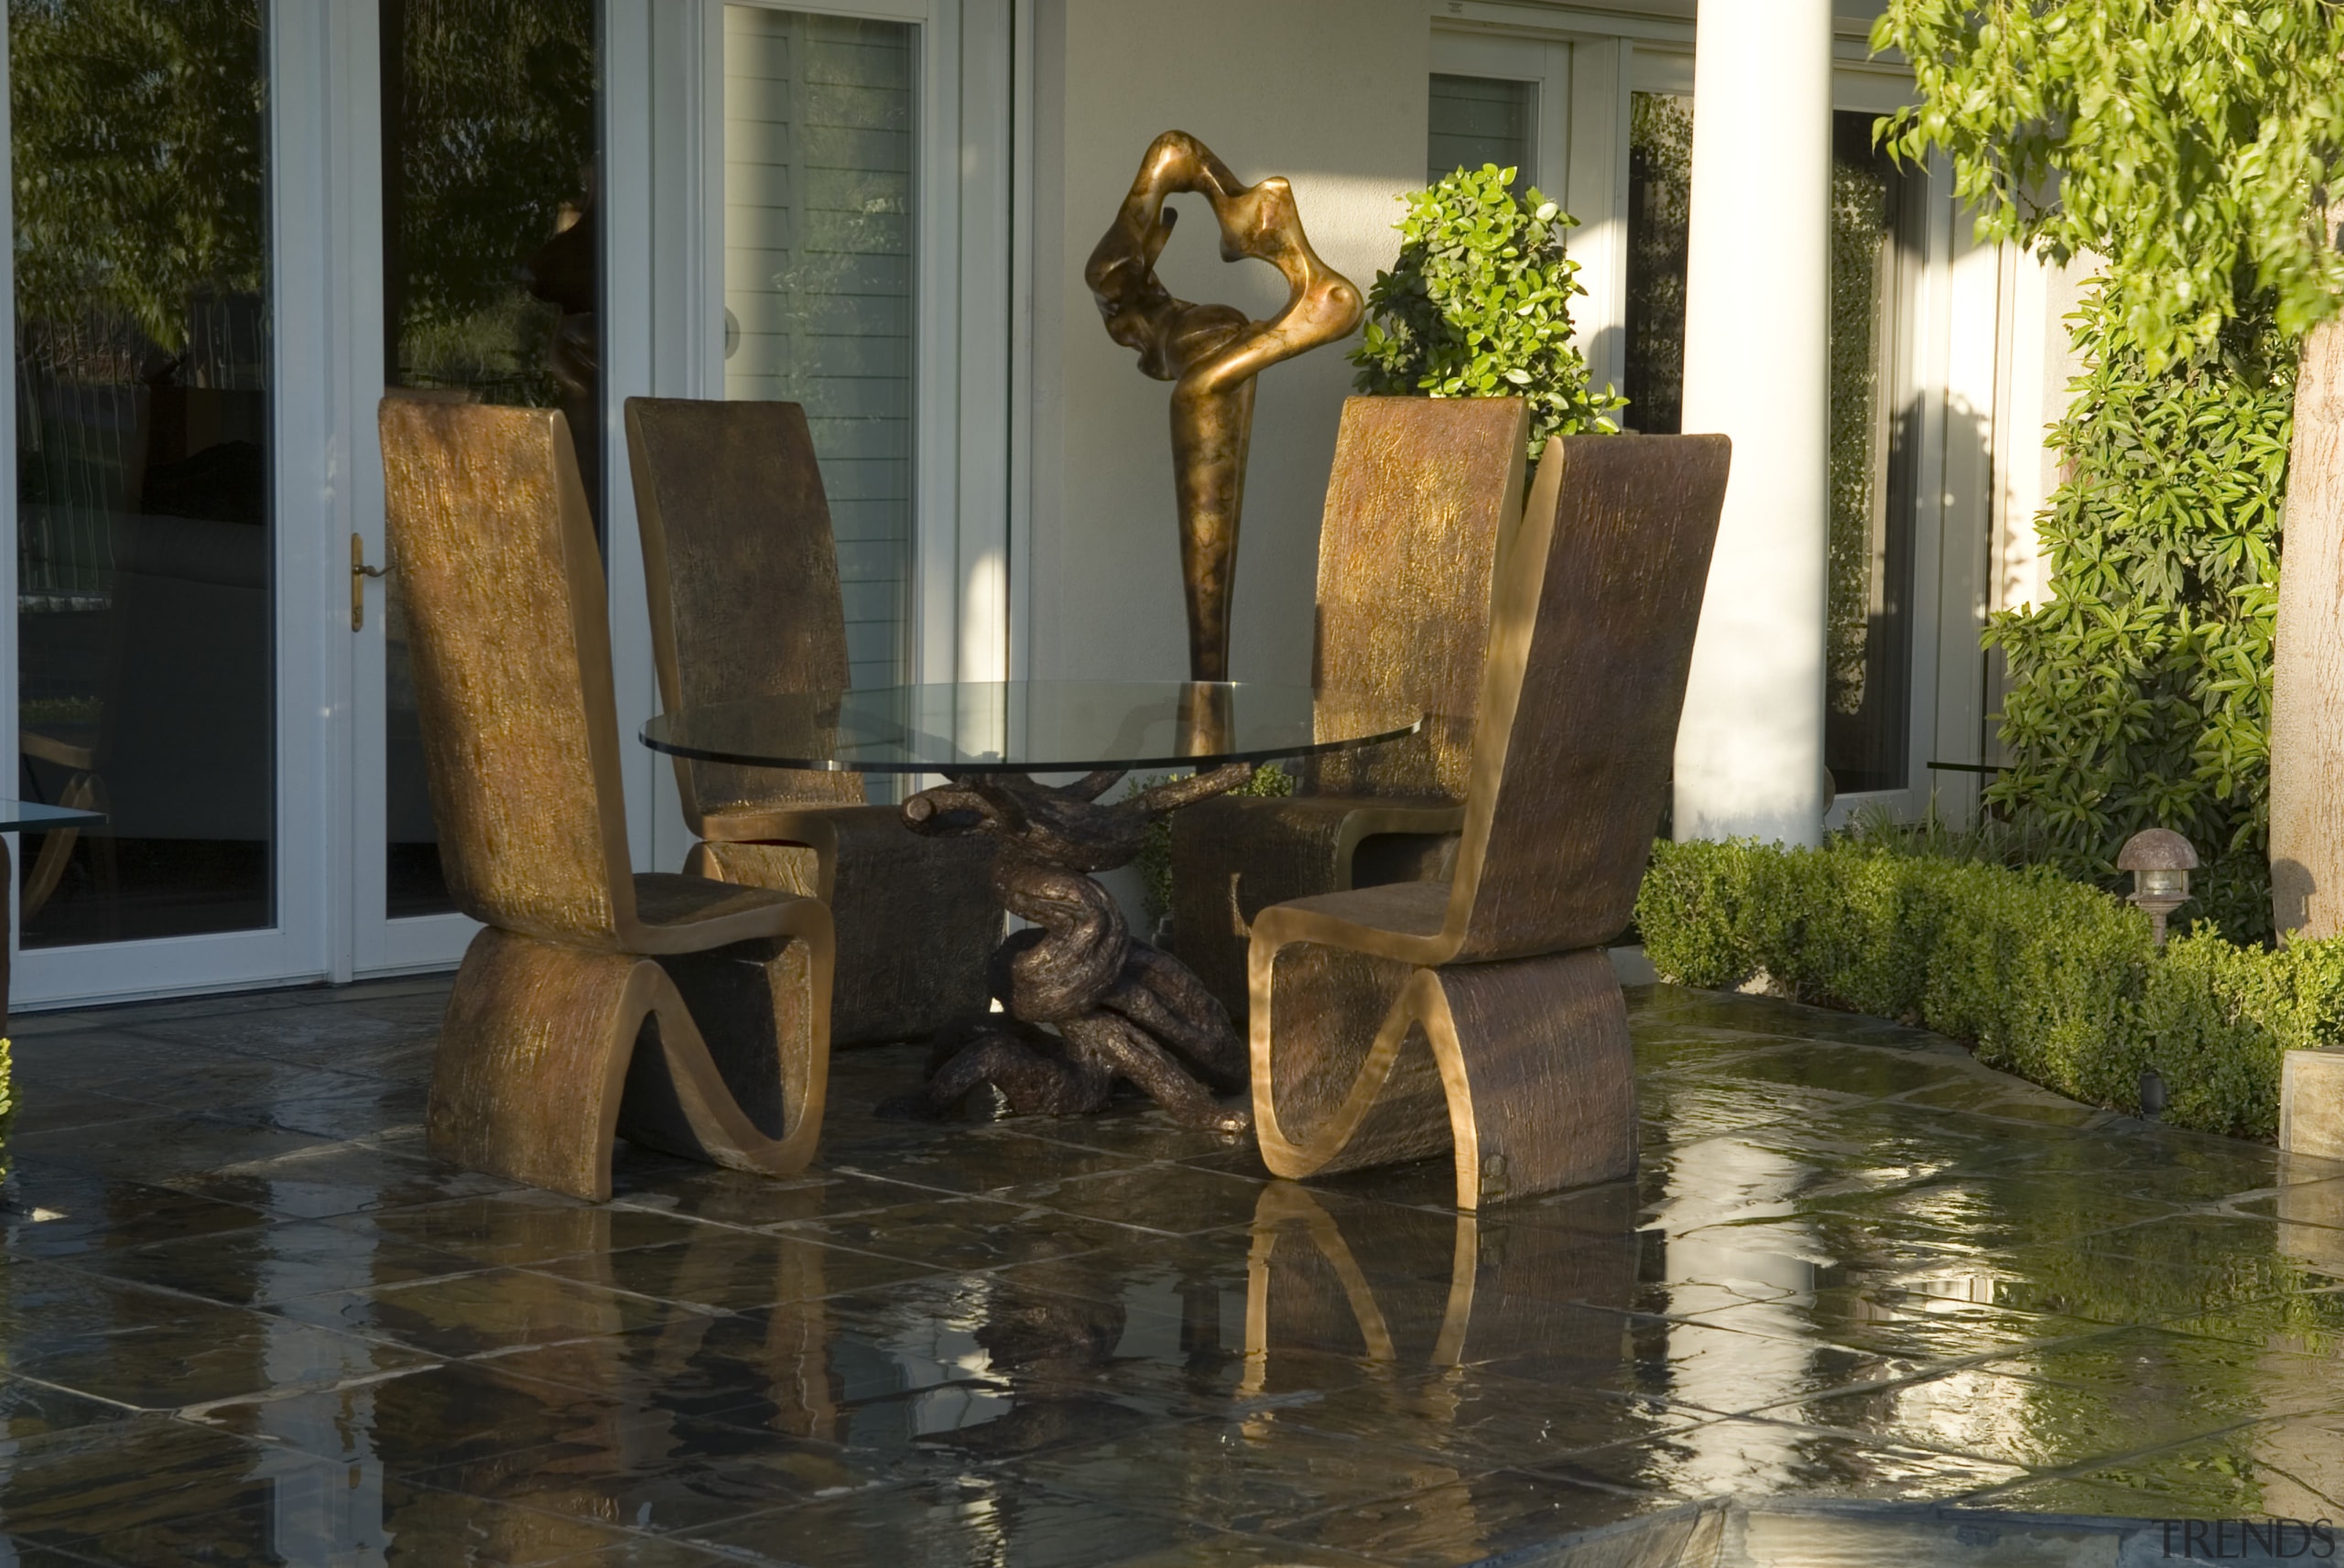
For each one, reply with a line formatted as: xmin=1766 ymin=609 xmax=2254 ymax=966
xmin=2117 ymin=828 xmax=2198 ymax=948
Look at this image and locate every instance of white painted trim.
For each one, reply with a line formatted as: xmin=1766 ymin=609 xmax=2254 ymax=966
xmin=1005 ymin=0 xmax=1037 ymax=683
xmin=956 ymin=0 xmax=1014 ymax=683
xmin=603 ymin=0 xmax=673 ymax=873
xmin=1432 ymin=0 xmax=1694 ymax=46
xmin=1429 ymin=29 xmax=1570 ymax=196
xmin=2 ymin=14 xmax=19 ymax=980
xmin=345 ymin=1 xmax=482 ymax=976
xmin=1567 ymin=35 xmax=1630 ymax=397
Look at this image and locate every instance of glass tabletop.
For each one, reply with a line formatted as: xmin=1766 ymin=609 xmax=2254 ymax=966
xmin=639 ymin=680 xmax=1422 ymax=775
xmin=0 ymin=799 xmax=103 ymax=832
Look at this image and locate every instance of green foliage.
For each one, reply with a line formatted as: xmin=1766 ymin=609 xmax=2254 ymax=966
xmin=1351 ymin=164 xmax=1624 ymax=457
xmin=387 ymin=0 xmax=597 ymax=401
xmin=1131 ymin=763 xmax=1295 ymax=925
xmin=9 ymin=0 xmax=268 ymax=349
xmin=389 ymin=0 xmax=596 ymax=331
xmin=1982 ymin=288 xmax=2294 ymax=944
xmin=1872 ymin=0 xmax=2344 ymax=365
xmin=1636 ymin=836 xmax=2344 ymax=1140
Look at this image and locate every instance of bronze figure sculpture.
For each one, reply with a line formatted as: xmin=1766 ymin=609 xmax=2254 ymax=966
xmin=382 ymin=398 xmax=833 ymax=1202
xmin=1248 ymin=435 xmax=1731 ymax=1209
xmin=624 ymin=397 xmax=1000 ymax=1045
xmin=1085 ymin=131 xmax=1363 ymax=681
xmin=1171 ymin=396 xmax=1528 ymax=1016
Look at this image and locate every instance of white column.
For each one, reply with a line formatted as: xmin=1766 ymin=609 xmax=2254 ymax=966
xmin=1672 ymin=0 xmax=1833 ymax=847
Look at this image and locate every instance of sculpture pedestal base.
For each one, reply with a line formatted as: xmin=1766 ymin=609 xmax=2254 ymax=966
xmin=890 ymin=766 xmax=1254 ymax=1132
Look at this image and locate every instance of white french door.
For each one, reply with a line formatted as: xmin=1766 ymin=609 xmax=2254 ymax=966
xmin=2 ymin=0 xmax=1012 ymax=1007
xmin=4 ymin=2 xmax=352 ymax=1007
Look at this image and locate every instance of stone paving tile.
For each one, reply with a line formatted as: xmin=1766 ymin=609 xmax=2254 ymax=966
xmin=0 ymin=1163 xmax=273 ymax=1260
xmin=530 ymin=1224 xmax=944 ymax=1313
xmin=13 ymin=975 xmax=2344 ymax=1563
xmin=689 ymin=1476 xmax=1366 ymax=1568
xmin=1972 ymin=1419 xmax=2344 ymax=1520
xmin=271 ymin=1265 xmax=706 ymax=1359
xmin=331 ymin=1187 xmax=711 ymax=1268
xmin=780 ymin=1193 xmax=1169 ymax=1271
xmin=1549 ymin=1415 xmax=2029 ymax=1501
xmin=1264 ymin=1467 xmax=1685 ymax=1565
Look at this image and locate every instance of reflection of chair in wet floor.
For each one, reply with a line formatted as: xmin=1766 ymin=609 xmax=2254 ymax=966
xmin=1243 ymin=1182 xmax=1636 ymax=1390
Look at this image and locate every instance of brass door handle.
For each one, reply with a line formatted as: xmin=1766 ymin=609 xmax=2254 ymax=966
xmin=351 ymin=531 xmax=389 ymax=632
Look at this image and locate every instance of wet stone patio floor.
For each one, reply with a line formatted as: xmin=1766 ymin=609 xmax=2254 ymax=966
xmin=1 ymin=980 xmax=2343 ymax=1563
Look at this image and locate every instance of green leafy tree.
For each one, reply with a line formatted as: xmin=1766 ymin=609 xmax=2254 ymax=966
xmin=1985 ymin=290 xmax=2293 ymax=941
xmin=1872 ymin=0 xmax=2344 ymax=939
xmin=9 ymin=0 xmax=268 ymax=349
xmin=1351 ymin=163 xmax=1622 ymax=456
xmin=385 ymin=0 xmax=596 ymax=400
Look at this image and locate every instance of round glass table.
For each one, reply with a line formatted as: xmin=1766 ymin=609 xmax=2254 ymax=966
xmin=642 ymin=680 xmax=1420 ymax=1131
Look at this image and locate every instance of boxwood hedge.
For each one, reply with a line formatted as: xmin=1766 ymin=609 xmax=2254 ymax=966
xmin=1634 ymin=837 xmax=2344 ymax=1140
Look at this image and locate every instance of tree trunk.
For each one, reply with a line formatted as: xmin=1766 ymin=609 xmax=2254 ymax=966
xmin=2270 ymin=318 xmax=2344 ymax=937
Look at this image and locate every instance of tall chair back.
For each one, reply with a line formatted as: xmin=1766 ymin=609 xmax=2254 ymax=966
xmin=380 ymin=399 xmax=634 ymax=943
xmin=1444 ymin=433 xmax=1731 ymax=959
xmin=1303 ymin=396 xmax=1526 ymax=801
xmin=624 ymin=398 xmax=863 ymax=829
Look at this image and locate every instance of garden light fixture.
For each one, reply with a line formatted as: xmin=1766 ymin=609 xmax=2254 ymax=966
xmin=2117 ymin=828 xmax=2197 ymax=947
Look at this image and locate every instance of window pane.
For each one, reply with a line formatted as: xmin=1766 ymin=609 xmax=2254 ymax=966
xmin=379 ymin=0 xmax=598 ymax=919
xmin=724 ymin=6 xmax=916 ymax=691
xmin=1623 ymin=92 xmax=1693 ymax=435
xmin=1824 ymin=110 xmax=1915 ymax=794
xmin=1428 ymin=73 xmax=1536 ymax=192
xmin=12 ymin=0 xmax=275 ymax=946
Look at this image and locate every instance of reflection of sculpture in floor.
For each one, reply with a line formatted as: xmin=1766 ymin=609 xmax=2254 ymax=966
xmin=920 ymin=1270 xmax=1151 ymax=1460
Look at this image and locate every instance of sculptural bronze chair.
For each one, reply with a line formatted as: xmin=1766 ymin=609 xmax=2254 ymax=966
xmin=1249 ymin=433 xmax=1731 ymax=1210
xmin=624 ymin=397 xmax=997 ymax=1046
xmin=381 ymin=397 xmax=833 ymax=1202
xmin=1170 ymin=395 xmax=1528 ymax=1018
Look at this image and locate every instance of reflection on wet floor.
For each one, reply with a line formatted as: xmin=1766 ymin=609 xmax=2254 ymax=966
xmin=4 ymin=979 xmax=2344 ymax=1563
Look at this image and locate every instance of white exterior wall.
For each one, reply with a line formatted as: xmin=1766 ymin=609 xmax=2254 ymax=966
xmin=1021 ymin=0 xmax=1428 ymax=684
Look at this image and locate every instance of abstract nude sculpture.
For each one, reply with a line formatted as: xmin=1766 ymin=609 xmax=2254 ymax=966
xmin=1086 ymin=131 xmax=1363 ymax=681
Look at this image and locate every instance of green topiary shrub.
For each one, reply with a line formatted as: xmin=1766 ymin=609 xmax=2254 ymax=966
xmin=1635 ymin=835 xmax=2344 ymax=1140
xmin=1350 ymin=164 xmax=1623 ymax=458
xmin=1981 ymin=287 xmax=2294 ymax=946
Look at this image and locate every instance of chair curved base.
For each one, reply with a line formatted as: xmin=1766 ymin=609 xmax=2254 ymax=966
xmin=1253 ymin=946 xmax=1633 ymax=1210
xmin=428 ymin=925 xmax=827 ymax=1201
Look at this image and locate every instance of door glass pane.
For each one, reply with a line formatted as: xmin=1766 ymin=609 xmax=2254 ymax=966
xmin=1825 ymin=110 xmax=1917 ymax=794
xmin=724 ymin=5 xmax=916 ymax=692
xmin=380 ymin=0 xmax=598 ymax=919
xmin=12 ymin=1 xmax=275 ymax=946
xmin=1623 ymin=91 xmax=1693 ymax=435
xmin=1428 ymin=73 xmax=1536 ymax=193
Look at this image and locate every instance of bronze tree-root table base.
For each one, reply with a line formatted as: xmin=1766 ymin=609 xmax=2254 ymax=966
xmin=887 ymin=765 xmax=1255 ymax=1132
